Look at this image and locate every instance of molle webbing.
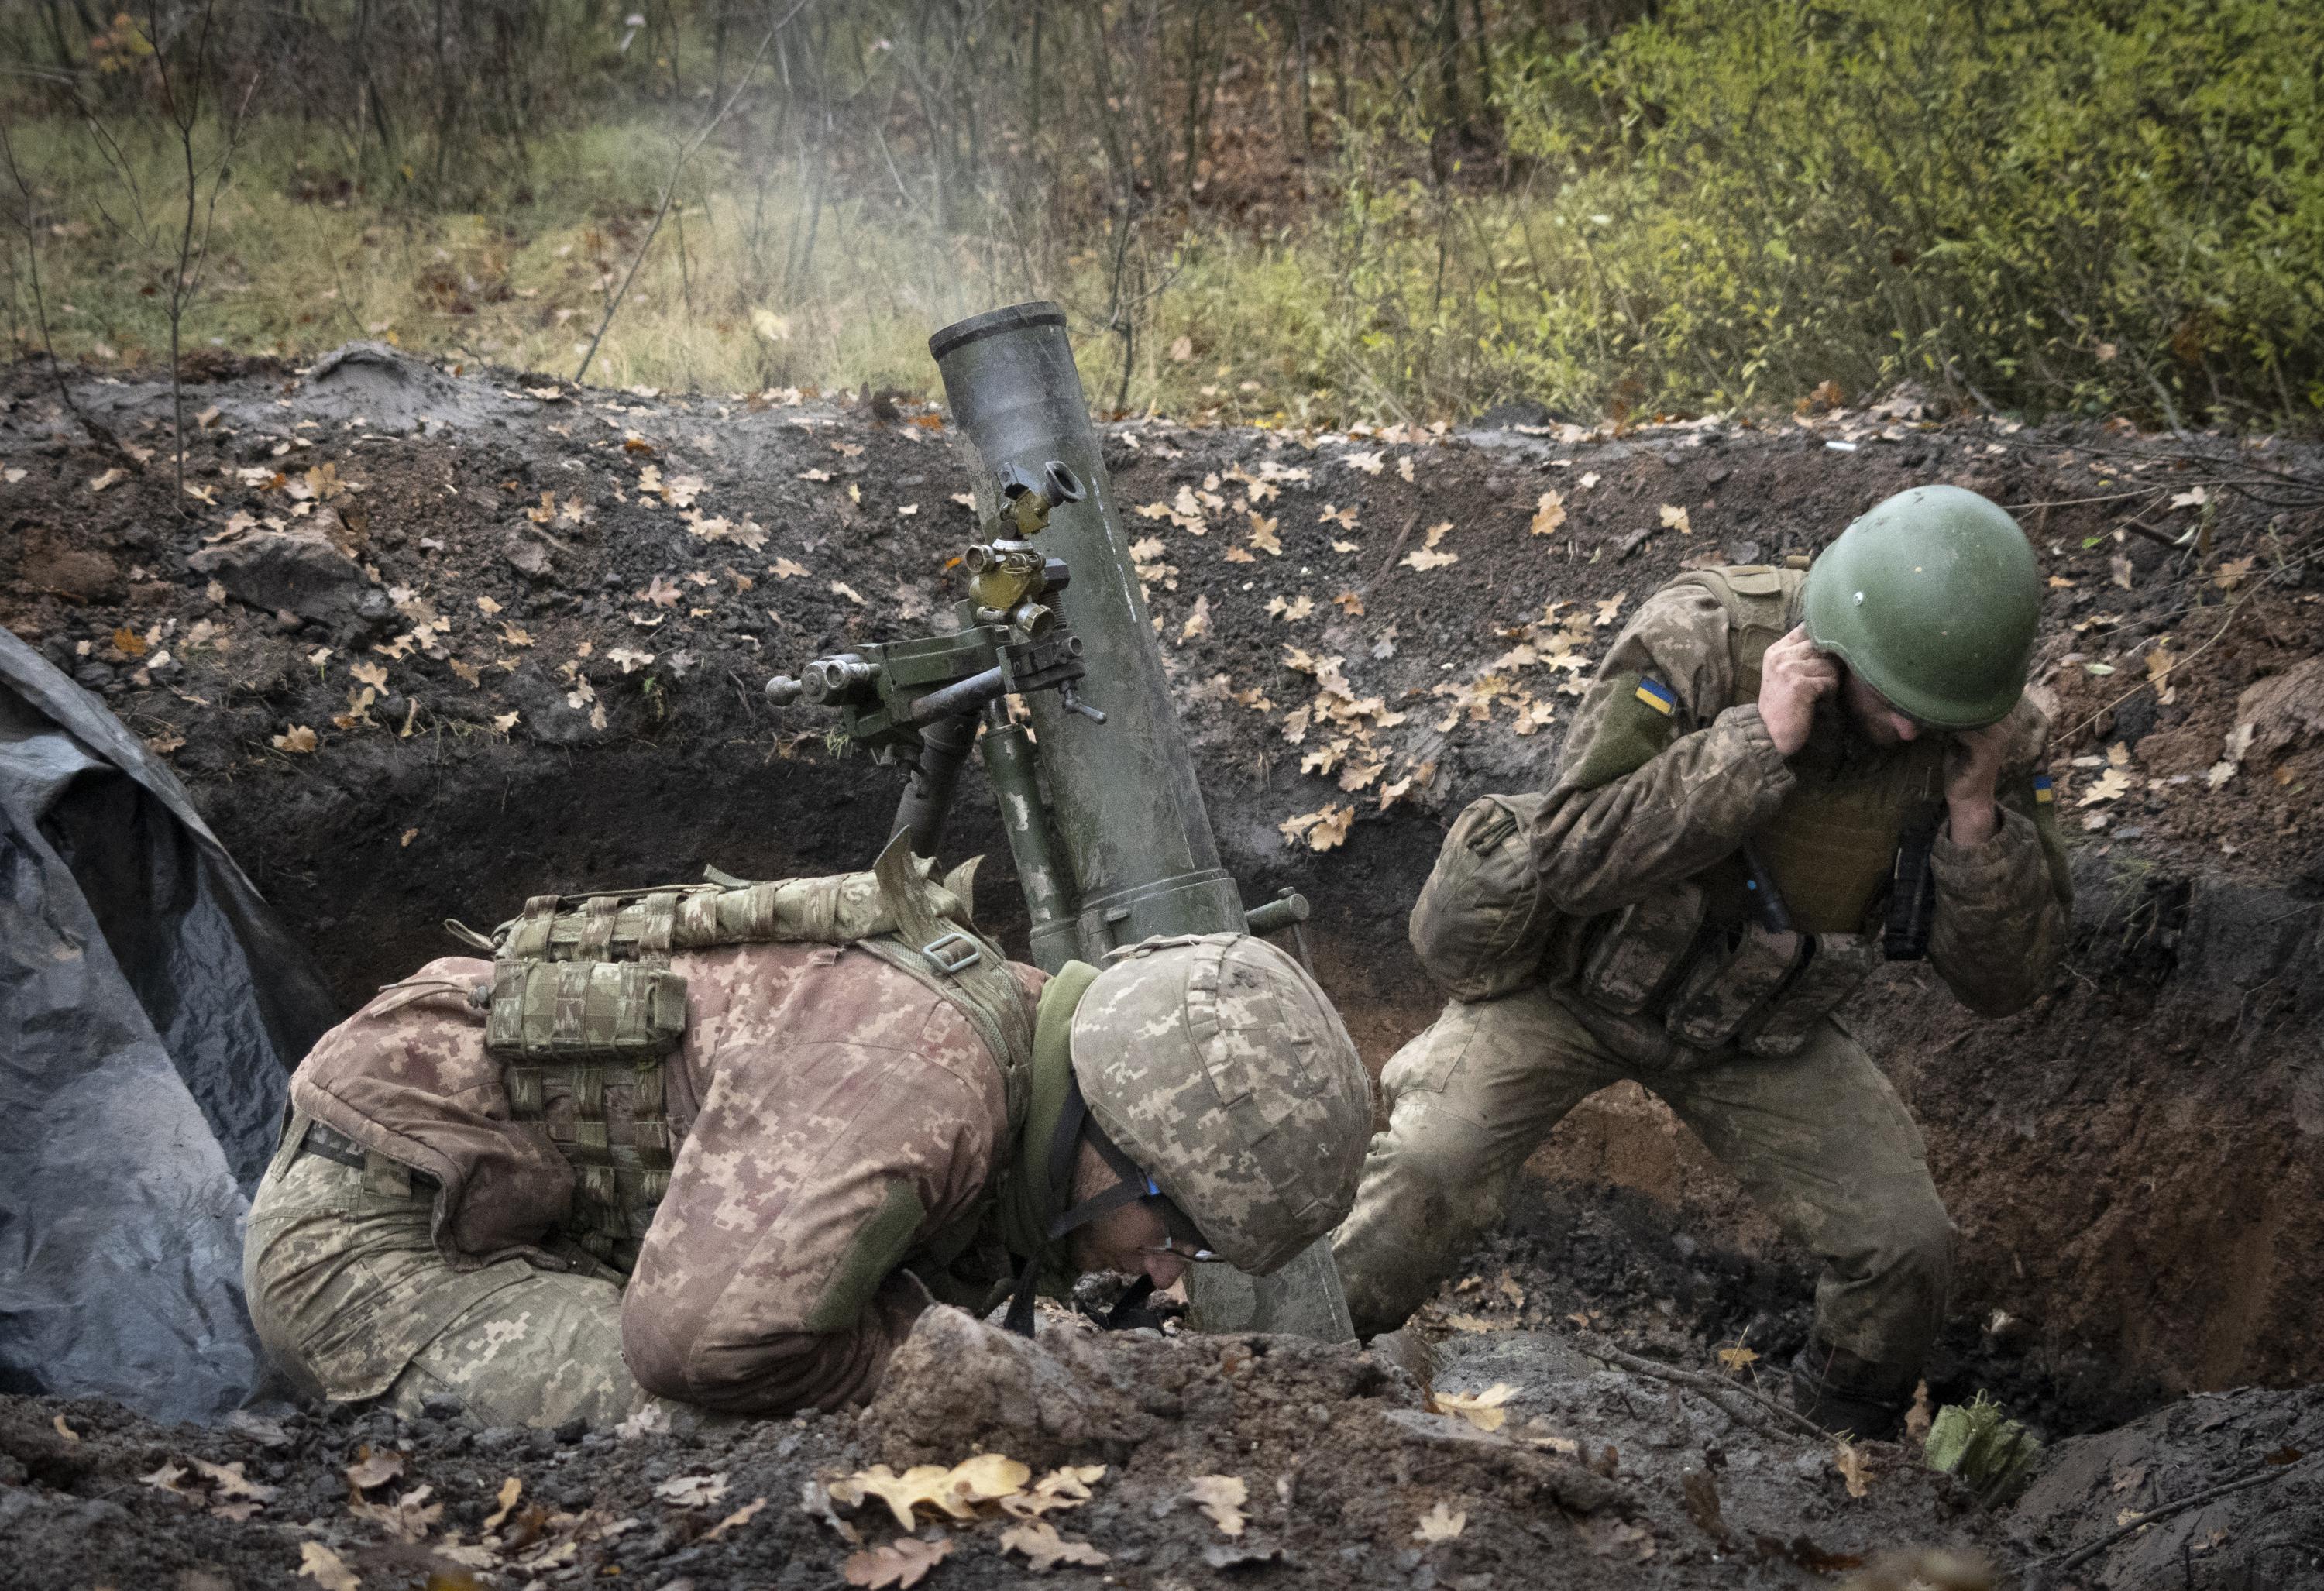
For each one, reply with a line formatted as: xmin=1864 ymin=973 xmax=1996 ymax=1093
xmin=477 ymin=840 xmax=1026 ymax=1272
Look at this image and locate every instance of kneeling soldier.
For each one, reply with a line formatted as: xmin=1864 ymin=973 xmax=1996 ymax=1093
xmin=1334 ymin=486 xmax=2071 ymax=1436
xmin=246 ymin=837 xmax=1370 ymax=1428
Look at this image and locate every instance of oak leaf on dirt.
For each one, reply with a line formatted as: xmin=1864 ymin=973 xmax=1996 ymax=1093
xmin=1715 ymin=1342 xmax=1760 ymax=1373
xmin=1832 ymin=1438 xmax=1872 ymax=1499
xmin=1343 ymin=449 xmax=1384 ymax=476
xmin=1531 ymin=492 xmax=1567 ymax=537
xmin=1179 ymin=596 xmax=1211 ymax=644
xmin=1436 ymin=1383 xmax=1518 ymax=1432
xmin=706 ymin=1497 xmax=768 ymax=1540
xmin=832 ymin=580 xmax=868 ymax=606
xmin=483 ymin=1476 xmax=522 ymax=1532
xmin=1401 ymin=548 xmax=1459 ymax=571
xmin=997 ymin=1465 xmax=1107 ymax=1521
xmin=1414 ymin=1501 xmax=1466 ymax=1542
xmin=1246 ymin=514 xmax=1282 ymax=555
xmin=350 ymin=1483 xmax=443 ymax=1541
xmin=1001 ymin=1521 xmax=1111 ymax=1571
xmin=491 ymin=712 xmax=519 ymax=733
xmin=272 ymin=724 xmax=319 ymax=753
xmin=2078 ymin=767 xmax=2131 ymax=806
xmin=1184 ymin=1475 xmax=1248 ymax=1537
xmin=298 ymin=1542 xmax=361 ymax=1591
xmin=655 ymin=1472 xmax=730 ymax=1509
xmin=1659 ymin=503 xmax=1693 ymax=534
xmin=843 ymin=1536 xmax=953 ymax=1589
xmin=343 ymin=1445 xmax=404 ymax=1491
xmin=770 ymin=557 xmax=810 ymax=579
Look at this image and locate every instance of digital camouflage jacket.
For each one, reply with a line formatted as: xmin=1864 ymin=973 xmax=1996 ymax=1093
xmin=1536 ymin=572 xmax=2072 ymax=1019
xmin=290 ymin=941 xmax=1044 ymax=1413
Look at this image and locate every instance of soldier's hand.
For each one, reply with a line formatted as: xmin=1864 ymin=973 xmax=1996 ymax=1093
xmin=1758 ymin=624 xmax=1840 ymax=756
xmin=1943 ymin=719 xmax=2012 ymax=847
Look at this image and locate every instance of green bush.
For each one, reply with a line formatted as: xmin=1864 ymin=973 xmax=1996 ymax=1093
xmin=1487 ymin=0 xmax=2324 ymax=423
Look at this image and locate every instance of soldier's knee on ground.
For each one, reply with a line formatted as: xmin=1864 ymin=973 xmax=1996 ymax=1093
xmin=1334 ymin=1106 xmax=1514 ymax=1338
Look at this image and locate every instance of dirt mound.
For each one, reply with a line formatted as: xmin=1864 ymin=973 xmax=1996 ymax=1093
xmin=0 ymin=1303 xmax=2016 ymax=1590
xmin=2011 ymin=1386 xmax=2324 ymax=1589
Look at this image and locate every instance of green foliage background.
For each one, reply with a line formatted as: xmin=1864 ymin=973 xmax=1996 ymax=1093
xmin=3 ymin=0 xmax=2317 ymax=428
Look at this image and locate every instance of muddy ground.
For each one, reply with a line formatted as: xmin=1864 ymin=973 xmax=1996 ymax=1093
xmin=3 ymin=346 xmax=2321 ymax=1589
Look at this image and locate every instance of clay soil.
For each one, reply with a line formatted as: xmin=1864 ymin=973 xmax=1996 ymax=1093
xmin=3 ymin=349 xmax=2322 ymax=1590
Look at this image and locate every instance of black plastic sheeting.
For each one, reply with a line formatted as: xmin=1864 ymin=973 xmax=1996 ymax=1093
xmin=1 ymin=627 xmax=340 ymax=1422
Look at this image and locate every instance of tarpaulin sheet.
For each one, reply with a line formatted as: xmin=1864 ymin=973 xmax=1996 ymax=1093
xmin=1 ymin=627 xmax=339 ymax=1421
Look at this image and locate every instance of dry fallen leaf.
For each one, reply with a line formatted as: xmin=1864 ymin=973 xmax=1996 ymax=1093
xmin=1414 ymin=1500 xmax=1466 ymax=1542
xmin=89 ymin=467 xmax=126 ymax=493
xmin=828 ymin=1455 xmax=1030 ymax=1531
xmin=139 ymin=1461 xmax=193 ymax=1496
xmin=1401 ymin=547 xmax=1459 ymax=571
xmin=483 ymin=1476 xmax=522 ymax=1531
xmin=349 ymin=661 xmax=390 ymax=692
xmin=1531 ymin=491 xmax=1566 ymax=536
xmin=349 ymin=1483 xmax=442 ymax=1541
xmin=491 ymin=712 xmax=520 ymax=734
xmin=344 ymin=1445 xmax=405 ymax=1491
xmin=298 ymin=1541 xmax=361 ymax=1591
xmin=707 ymin=1496 xmax=768 ymax=1540
xmin=1904 ymin=1382 xmax=1935 ymax=1445
xmin=1437 ymin=1383 xmax=1518 ymax=1432
xmin=655 ymin=1472 xmax=731 ymax=1509
xmin=51 ymin=1415 xmax=79 ymax=1442
xmin=2079 ymin=767 xmax=2132 ymax=806
xmin=272 ymin=724 xmax=320 ymax=754
xmin=1715 ymin=1340 xmax=1760 ymax=1373
xmin=1185 ymin=1475 xmax=1248 ymax=1537
xmin=1179 ymin=596 xmax=1212 ymax=644
xmin=842 ymin=1536 xmax=952 ymax=1589
xmin=1833 ymin=1438 xmax=1872 ymax=1499
xmin=1001 ymin=1521 xmax=1111 ymax=1572
xmin=1659 ymin=503 xmax=1692 ymax=534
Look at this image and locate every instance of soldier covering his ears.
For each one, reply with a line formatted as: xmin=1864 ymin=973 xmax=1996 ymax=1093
xmin=1334 ymin=485 xmax=2072 ymax=1437
xmin=245 ymin=840 xmax=1371 ymax=1428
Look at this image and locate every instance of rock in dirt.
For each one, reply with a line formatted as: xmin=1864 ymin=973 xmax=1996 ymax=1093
xmin=2236 ymin=655 xmax=2324 ymax=764
xmin=188 ymin=527 xmax=371 ymax=629
xmin=301 ymin=341 xmax=518 ymax=433
xmin=857 ymin=1306 xmax=1171 ymax=1467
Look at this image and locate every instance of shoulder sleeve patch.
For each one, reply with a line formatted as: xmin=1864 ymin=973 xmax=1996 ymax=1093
xmin=2031 ymin=774 xmax=2054 ymax=804
xmin=1634 ymin=677 xmax=1678 ymax=716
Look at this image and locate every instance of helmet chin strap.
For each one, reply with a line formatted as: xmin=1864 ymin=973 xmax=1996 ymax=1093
xmin=1003 ymin=1076 xmax=1159 ymax=1336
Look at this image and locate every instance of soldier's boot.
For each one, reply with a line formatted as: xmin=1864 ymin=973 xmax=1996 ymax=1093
xmin=1788 ymin=1335 xmax=1918 ymax=1440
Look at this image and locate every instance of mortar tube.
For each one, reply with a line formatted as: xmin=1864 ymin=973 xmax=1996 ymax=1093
xmin=978 ymin=699 xmax=1078 ymax=972
xmin=893 ymin=712 xmax=977 ymax=860
xmin=930 ymin=303 xmax=1243 ymax=957
xmin=932 ymin=303 xmax=1353 ymax=1344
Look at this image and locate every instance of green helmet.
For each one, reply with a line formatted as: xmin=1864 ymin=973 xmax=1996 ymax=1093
xmin=1070 ymin=933 xmax=1371 ymax=1275
xmin=1802 ymin=485 xmax=2042 ymax=729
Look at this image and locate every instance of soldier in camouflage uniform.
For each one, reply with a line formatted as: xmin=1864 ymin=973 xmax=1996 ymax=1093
xmin=246 ymin=847 xmax=1370 ymax=1429
xmin=1333 ymin=486 xmax=2072 ymax=1435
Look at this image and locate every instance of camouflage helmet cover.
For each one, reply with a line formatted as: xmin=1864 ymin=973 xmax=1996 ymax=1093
xmin=1802 ymin=484 xmax=2043 ymax=730
xmin=1070 ymin=933 xmax=1373 ymax=1275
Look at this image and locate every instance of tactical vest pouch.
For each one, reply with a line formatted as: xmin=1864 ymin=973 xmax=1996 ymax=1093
xmin=1577 ymin=880 xmax=1706 ymax=1015
xmin=1408 ymin=793 xmax=1557 ymax=1002
xmin=1741 ymin=932 xmax=1880 ymax=1057
xmin=486 ymin=958 xmax=689 ymax=1061
xmin=1662 ymin=921 xmax=1807 ymax=1050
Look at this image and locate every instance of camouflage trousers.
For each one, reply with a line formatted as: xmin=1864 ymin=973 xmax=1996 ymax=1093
xmin=243 ymin=1113 xmax=650 ymax=1429
xmin=1331 ymin=988 xmax=1951 ymax=1373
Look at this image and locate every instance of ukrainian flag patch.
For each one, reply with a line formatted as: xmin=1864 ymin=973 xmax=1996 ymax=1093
xmin=1635 ymin=677 xmax=1677 ymax=716
xmin=2032 ymin=775 xmax=2054 ymax=804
